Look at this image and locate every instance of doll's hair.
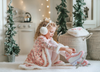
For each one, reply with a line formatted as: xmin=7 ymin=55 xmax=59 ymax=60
xmin=34 ymin=18 xmax=57 ymax=41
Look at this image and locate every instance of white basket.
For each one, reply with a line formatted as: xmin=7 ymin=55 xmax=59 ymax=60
xmin=59 ymin=33 xmax=88 ymax=53
xmin=58 ymin=33 xmax=92 ymax=62
xmin=87 ymin=27 xmax=100 ymax=60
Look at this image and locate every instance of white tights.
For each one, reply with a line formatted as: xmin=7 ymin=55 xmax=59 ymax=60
xmin=49 ymin=50 xmax=78 ymax=63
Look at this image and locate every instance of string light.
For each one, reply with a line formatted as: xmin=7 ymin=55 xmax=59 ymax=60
xmin=41 ymin=3 xmax=43 ymax=5
xmin=39 ymin=9 xmax=41 ymax=11
xmin=47 ymin=5 xmax=49 ymax=8
xmin=42 ymin=15 xmax=44 ymax=17
xmin=49 ymin=11 xmax=51 ymax=14
xmin=39 ymin=0 xmax=50 ymax=21
xmin=21 ymin=0 xmax=23 ymax=4
xmin=24 ymin=6 xmax=26 ymax=10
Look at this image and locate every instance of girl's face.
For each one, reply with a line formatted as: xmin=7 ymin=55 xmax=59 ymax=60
xmin=45 ymin=27 xmax=56 ymax=39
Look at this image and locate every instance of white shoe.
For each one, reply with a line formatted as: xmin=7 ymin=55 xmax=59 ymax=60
xmin=67 ymin=51 xmax=84 ymax=66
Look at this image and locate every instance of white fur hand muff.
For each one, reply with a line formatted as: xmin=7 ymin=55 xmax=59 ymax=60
xmin=40 ymin=27 xmax=48 ymax=35
xmin=67 ymin=27 xmax=89 ymax=37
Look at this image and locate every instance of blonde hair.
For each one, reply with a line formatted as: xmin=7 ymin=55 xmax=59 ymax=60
xmin=34 ymin=18 xmax=57 ymax=41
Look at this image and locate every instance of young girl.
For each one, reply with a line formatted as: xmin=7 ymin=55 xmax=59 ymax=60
xmin=19 ymin=18 xmax=88 ymax=69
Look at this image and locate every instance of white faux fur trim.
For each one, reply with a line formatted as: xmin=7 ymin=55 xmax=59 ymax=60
xmin=55 ymin=44 xmax=63 ymax=54
xmin=52 ymin=61 xmax=67 ymax=66
xmin=44 ymin=48 xmax=52 ymax=67
xmin=55 ymin=43 xmax=69 ymax=54
xmin=42 ymin=49 xmax=47 ymax=67
xmin=19 ymin=63 xmax=48 ymax=70
xmin=19 ymin=48 xmax=52 ymax=70
xmin=65 ymin=46 xmax=69 ymax=48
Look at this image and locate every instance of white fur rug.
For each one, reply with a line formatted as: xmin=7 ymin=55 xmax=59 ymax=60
xmin=0 ymin=55 xmax=100 ymax=72
xmin=0 ymin=60 xmax=100 ymax=72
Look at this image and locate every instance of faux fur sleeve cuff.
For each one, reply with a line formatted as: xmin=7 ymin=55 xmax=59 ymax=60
xmin=55 ymin=44 xmax=63 ymax=54
xmin=55 ymin=43 xmax=64 ymax=54
xmin=65 ymin=46 xmax=69 ymax=48
xmin=55 ymin=43 xmax=69 ymax=54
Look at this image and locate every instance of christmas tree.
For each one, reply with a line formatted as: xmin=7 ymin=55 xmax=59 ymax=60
xmin=73 ymin=0 xmax=87 ymax=27
xmin=56 ymin=0 xmax=69 ymax=35
xmin=4 ymin=0 xmax=20 ymax=55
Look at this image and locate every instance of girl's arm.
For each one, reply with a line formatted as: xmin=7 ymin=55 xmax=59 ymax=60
xmin=50 ymin=38 xmax=72 ymax=54
xmin=38 ymin=36 xmax=63 ymax=54
xmin=59 ymin=47 xmax=72 ymax=55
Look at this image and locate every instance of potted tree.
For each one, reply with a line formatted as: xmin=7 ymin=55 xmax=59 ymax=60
xmin=55 ymin=0 xmax=69 ymax=35
xmin=4 ymin=0 xmax=20 ymax=62
xmin=73 ymin=0 xmax=86 ymax=27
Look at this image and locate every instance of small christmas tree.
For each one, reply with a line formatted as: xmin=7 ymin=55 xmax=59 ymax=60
xmin=73 ymin=0 xmax=87 ymax=27
xmin=56 ymin=0 xmax=69 ymax=35
xmin=4 ymin=0 xmax=20 ymax=55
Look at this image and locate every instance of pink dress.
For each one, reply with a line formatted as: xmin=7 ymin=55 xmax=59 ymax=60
xmin=19 ymin=35 xmax=68 ymax=69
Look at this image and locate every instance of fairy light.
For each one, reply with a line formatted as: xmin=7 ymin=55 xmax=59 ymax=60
xmin=49 ymin=11 xmax=51 ymax=14
xmin=47 ymin=5 xmax=49 ymax=8
xmin=24 ymin=6 xmax=26 ymax=9
xmin=21 ymin=0 xmax=23 ymax=4
xmin=39 ymin=9 xmax=41 ymax=11
xmin=24 ymin=6 xmax=26 ymax=10
xmin=41 ymin=3 xmax=43 ymax=5
xmin=42 ymin=15 xmax=44 ymax=17
xmin=39 ymin=0 xmax=50 ymax=20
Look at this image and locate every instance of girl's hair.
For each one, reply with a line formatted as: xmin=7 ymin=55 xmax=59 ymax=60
xmin=34 ymin=18 xmax=57 ymax=41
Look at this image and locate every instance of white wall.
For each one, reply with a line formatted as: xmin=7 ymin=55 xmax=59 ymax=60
xmin=7 ymin=0 xmax=50 ymax=29
xmin=0 ymin=0 xmax=3 ymax=61
xmin=0 ymin=0 xmax=7 ymax=62
xmin=96 ymin=0 xmax=100 ymax=27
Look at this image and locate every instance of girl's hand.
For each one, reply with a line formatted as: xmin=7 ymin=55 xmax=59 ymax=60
xmin=59 ymin=47 xmax=73 ymax=55
xmin=65 ymin=48 xmax=73 ymax=55
xmin=69 ymin=48 xmax=76 ymax=53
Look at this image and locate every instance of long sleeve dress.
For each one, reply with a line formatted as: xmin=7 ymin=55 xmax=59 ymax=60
xmin=19 ymin=35 xmax=69 ymax=69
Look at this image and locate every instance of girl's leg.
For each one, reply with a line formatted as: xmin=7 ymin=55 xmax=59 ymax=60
xmin=48 ymin=49 xmax=53 ymax=61
xmin=48 ymin=49 xmax=59 ymax=64
xmin=51 ymin=51 xmax=58 ymax=62
xmin=51 ymin=51 xmax=66 ymax=66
